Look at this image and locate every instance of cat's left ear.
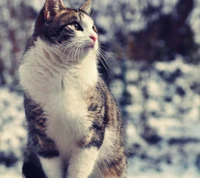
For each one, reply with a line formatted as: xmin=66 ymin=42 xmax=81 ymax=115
xmin=44 ymin=0 xmax=65 ymax=20
xmin=80 ymin=0 xmax=92 ymax=14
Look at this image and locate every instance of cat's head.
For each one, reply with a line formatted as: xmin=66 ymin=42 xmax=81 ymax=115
xmin=33 ymin=0 xmax=98 ymax=62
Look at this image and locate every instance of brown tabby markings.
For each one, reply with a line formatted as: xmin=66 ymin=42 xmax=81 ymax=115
xmin=24 ymin=96 xmax=59 ymax=157
xmin=34 ymin=8 xmax=87 ymax=42
xmin=102 ymin=148 xmax=127 ymax=178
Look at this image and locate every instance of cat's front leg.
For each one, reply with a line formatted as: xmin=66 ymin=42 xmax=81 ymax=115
xmin=67 ymin=146 xmax=99 ymax=178
xmin=36 ymin=133 xmax=63 ymax=178
xmin=66 ymin=127 xmax=104 ymax=178
xmin=40 ymin=156 xmax=63 ymax=178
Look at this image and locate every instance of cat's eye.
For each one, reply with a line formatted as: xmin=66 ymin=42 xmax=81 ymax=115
xmin=71 ymin=22 xmax=83 ymax=31
xmin=92 ymin=25 xmax=98 ymax=33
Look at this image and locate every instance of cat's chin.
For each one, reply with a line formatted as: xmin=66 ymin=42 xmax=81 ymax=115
xmin=84 ymin=43 xmax=98 ymax=52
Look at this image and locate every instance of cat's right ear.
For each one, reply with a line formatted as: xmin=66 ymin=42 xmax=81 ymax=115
xmin=80 ymin=0 xmax=92 ymax=14
xmin=44 ymin=0 xmax=65 ymax=20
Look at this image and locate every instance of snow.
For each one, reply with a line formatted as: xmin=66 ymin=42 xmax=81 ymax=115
xmin=125 ymin=70 xmax=140 ymax=82
xmin=110 ymin=79 xmax=124 ymax=101
xmin=0 ymin=87 xmax=26 ymax=177
xmin=189 ymin=0 xmax=200 ymax=45
xmin=147 ymin=80 xmax=163 ymax=97
xmin=122 ymin=56 xmax=200 ymax=177
xmin=25 ymin=0 xmax=45 ymax=11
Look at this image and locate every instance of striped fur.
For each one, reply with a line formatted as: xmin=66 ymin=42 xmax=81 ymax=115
xmin=20 ymin=0 xmax=126 ymax=178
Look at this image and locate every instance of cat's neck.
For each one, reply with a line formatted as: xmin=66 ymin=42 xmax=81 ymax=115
xmin=20 ymin=38 xmax=98 ymax=104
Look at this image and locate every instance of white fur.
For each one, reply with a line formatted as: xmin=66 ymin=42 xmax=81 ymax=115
xmin=68 ymin=147 xmax=99 ymax=178
xmin=20 ymin=37 xmax=98 ymax=150
xmin=40 ymin=156 xmax=63 ymax=178
xmin=88 ymin=129 xmax=117 ymax=178
xmin=20 ymin=13 xmax=114 ymax=178
xmin=98 ymin=129 xmax=116 ymax=162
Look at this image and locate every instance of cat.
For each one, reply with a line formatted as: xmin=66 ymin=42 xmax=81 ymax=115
xmin=19 ymin=0 xmax=126 ymax=178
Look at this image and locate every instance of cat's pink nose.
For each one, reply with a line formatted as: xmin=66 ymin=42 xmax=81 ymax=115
xmin=90 ymin=35 xmax=98 ymax=42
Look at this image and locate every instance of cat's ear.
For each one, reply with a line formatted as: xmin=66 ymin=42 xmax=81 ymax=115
xmin=44 ymin=0 xmax=65 ymax=20
xmin=80 ymin=0 xmax=92 ymax=14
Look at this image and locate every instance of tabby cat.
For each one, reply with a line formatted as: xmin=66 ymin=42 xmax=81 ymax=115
xmin=19 ymin=0 xmax=126 ymax=177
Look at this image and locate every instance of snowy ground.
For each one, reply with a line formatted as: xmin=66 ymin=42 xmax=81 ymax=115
xmin=0 ymin=57 xmax=200 ymax=178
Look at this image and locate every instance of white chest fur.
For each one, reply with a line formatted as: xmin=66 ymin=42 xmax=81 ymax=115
xmin=19 ymin=38 xmax=98 ymax=153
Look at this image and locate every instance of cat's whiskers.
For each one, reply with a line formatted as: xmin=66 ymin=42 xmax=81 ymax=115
xmin=101 ymin=51 xmax=115 ymax=73
xmin=55 ymin=41 xmax=69 ymax=55
xmin=69 ymin=44 xmax=77 ymax=62
xmin=44 ymin=43 xmax=67 ymax=65
xmin=54 ymin=42 xmax=70 ymax=60
xmin=90 ymin=11 xmax=98 ymax=19
xmin=75 ymin=40 xmax=86 ymax=59
xmin=97 ymin=46 xmax=115 ymax=76
xmin=58 ymin=41 xmax=78 ymax=61
xmin=77 ymin=43 xmax=85 ymax=60
xmin=74 ymin=45 xmax=80 ymax=60
xmin=45 ymin=38 xmax=96 ymax=65
xmin=62 ymin=41 xmax=76 ymax=53
xmin=63 ymin=39 xmax=90 ymax=61
xmin=78 ymin=43 xmax=85 ymax=60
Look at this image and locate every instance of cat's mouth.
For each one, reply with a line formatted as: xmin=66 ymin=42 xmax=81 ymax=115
xmin=85 ymin=43 xmax=95 ymax=49
xmin=84 ymin=40 xmax=98 ymax=50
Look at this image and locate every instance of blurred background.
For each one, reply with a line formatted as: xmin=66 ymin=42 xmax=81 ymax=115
xmin=0 ymin=0 xmax=200 ymax=177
